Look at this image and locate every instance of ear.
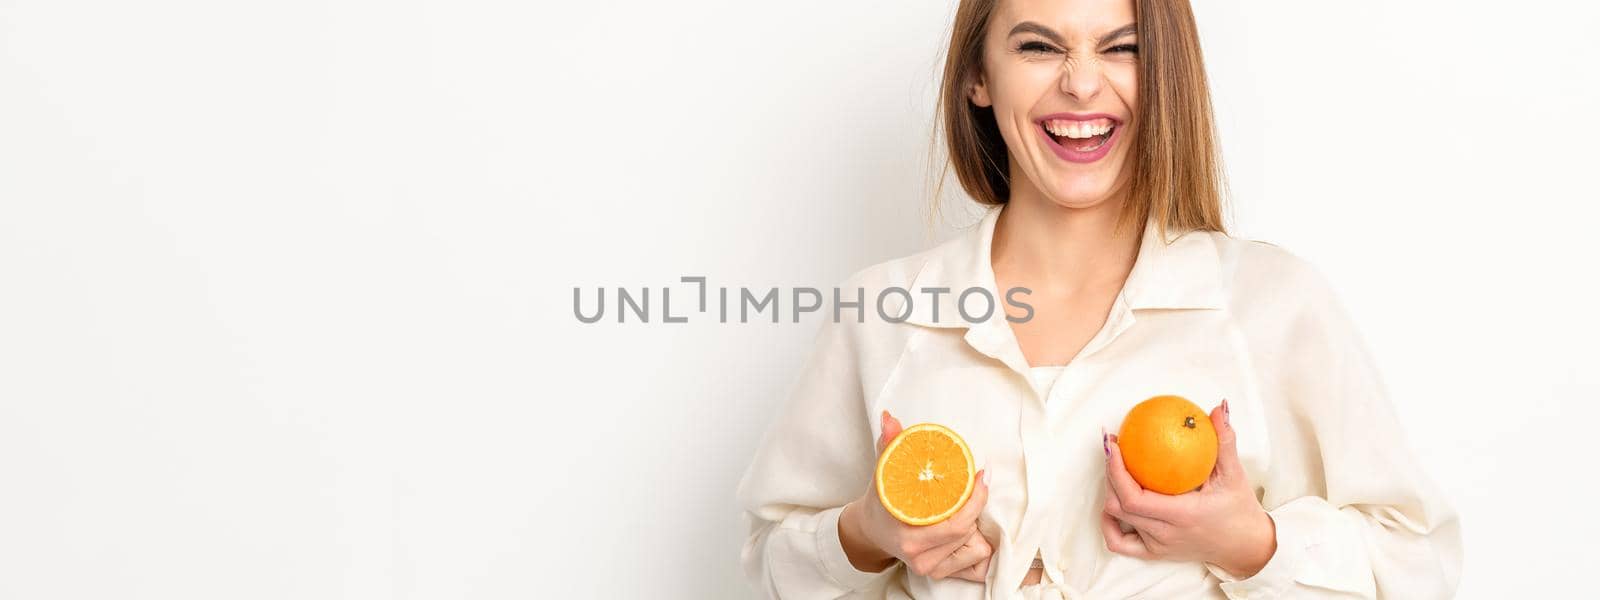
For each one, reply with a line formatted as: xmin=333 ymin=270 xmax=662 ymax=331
xmin=969 ymin=72 xmax=993 ymax=108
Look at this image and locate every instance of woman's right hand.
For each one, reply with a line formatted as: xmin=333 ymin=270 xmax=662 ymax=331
xmin=837 ymin=411 xmax=992 ymax=583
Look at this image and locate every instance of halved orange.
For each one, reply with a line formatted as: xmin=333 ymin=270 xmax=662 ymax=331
xmin=875 ymin=423 xmax=975 ymax=526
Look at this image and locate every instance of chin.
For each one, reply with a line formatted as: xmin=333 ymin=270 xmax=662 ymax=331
xmin=1044 ymin=176 xmax=1123 ymax=208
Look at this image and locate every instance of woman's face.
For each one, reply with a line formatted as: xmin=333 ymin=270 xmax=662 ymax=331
xmin=972 ymin=0 xmax=1139 ymax=209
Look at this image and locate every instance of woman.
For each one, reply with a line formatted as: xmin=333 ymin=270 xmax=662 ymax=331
xmin=736 ymin=0 xmax=1462 ymax=597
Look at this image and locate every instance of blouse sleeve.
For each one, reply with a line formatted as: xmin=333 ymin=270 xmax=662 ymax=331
xmin=735 ymin=314 xmax=898 ymax=598
xmin=1207 ymin=261 xmax=1464 ymax=599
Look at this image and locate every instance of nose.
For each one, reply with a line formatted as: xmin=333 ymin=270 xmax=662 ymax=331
xmin=1059 ymin=58 xmax=1104 ymax=102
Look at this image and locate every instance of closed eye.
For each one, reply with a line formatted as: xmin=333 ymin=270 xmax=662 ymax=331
xmin=1018 ymin=41 xmax=1062 ymax=54
xmin=1106 ymin=43 xmax=1138 ymax=54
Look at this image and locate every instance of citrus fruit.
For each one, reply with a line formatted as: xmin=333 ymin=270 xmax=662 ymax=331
xmin=1117 ymin=395 xmax=1218 ymax=495
xmin=875 ymin=423 xmax=975 ymax=526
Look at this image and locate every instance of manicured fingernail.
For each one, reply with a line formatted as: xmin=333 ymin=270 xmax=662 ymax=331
xmin=1102 ymin=428 xmax=1109 ymax=457
xmin=980 ymin=469 xmax=990 ymax=485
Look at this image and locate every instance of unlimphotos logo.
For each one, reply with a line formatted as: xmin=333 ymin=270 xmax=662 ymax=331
xmin=573 ymin=276 xmax=1034 ymax=324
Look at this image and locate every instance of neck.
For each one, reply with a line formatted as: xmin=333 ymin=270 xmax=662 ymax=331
xmin=991 ymin=184 xmax=1143 ymax=292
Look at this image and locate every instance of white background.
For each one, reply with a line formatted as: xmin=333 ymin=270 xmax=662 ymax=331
xmin=2 ymin=1 xmax=1597 ymax=598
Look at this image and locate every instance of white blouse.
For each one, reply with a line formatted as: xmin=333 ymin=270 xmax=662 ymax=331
xmin=736 ymin=206 xmax=1462 ymax=599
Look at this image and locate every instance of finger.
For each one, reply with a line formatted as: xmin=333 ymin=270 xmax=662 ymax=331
xmin=929 ymin=531 xmax=993 ymax=580
xmin=1102 ymin=479 xmax=1170 ymax=534
xmin=1207 ymin=400 xmax=1242 ymax=484
xmin=906 ymin=523 xmax=983 ymax=577
xmin=877 ymin=410 xmax=904 ymax=455
xmin=1100 ymin=510 xmax=1156 ymax=559
xmin=953 ymin=556 xmax=990 ymax=583
xmin=906 ymin=533 xmax=967 ymax=577
xmin=917 ymin=524 xmax=973 ymax=564
xmin=927 ymin=531 xmax=991 ymax=580
xmin=1104 ymin=435 xmax=1173 ymax=523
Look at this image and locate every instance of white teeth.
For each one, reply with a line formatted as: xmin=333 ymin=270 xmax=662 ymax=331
xmin=1045 ymin=119 xmax=1114 ymax=139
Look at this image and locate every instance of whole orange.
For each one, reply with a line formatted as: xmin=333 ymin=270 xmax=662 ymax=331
xmin=1116 ymin=395 xmax=1218 ymax=495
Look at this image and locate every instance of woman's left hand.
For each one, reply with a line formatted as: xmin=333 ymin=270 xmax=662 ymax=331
xmin=1100 ymin=400 xmax=1278 ymax=579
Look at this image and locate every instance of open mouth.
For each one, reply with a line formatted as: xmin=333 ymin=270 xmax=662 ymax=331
xmin=1037 ymin=115 xmax=1121 ymax=163
xmin=1044 ymin=117 xmax=1115 ymax=151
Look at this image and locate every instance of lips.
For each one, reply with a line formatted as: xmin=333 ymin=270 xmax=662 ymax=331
xmin=1036 ymin=113 xmax=1123 ymax=164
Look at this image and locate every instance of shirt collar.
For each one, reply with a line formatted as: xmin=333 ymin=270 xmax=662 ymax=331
xmin=903 ymin=203 xmax=1225 ymax=330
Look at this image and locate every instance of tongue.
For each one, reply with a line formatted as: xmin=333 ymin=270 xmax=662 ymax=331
xmin=1065 ymin=133 xmax=1108 ymax=152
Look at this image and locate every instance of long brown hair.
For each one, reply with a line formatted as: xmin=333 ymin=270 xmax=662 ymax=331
xmin=933 ymin=0 xmax=1227 ymax=236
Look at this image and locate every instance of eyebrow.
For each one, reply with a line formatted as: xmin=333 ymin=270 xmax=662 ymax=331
xmin=1007 ymin=21 xmax=1137 ymax=45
